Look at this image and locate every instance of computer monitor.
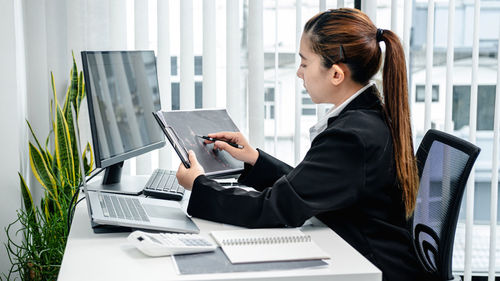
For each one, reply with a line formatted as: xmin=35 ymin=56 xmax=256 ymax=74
xmin=81 ymin=50 xmax=165 ymax=194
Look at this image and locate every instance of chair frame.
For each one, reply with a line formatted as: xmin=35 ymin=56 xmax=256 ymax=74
xmin=412 ymin=129 xmax=480 ymax=280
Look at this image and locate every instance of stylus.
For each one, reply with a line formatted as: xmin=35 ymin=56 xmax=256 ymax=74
xmin=196 ymin=135 xmax=244 ymax=149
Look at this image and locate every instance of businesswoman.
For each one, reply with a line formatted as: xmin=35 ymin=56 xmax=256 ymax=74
xmin=176 ymin=8 xmax=426 ymax=281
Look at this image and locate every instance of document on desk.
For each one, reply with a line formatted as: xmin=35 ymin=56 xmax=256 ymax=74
xmin=173 ymin=247 xmax=328 ymax=275
xmin=210 ymin=228 xmax=330 ymax=264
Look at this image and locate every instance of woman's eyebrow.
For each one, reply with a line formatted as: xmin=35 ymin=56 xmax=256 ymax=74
xmin=299 ymin=53 xmax=307 ymax=60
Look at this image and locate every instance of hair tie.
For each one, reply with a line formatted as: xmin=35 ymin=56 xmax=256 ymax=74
xmin=376 ymin=28 xmax=384 ymax=42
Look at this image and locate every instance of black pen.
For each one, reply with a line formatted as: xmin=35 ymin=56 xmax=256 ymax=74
xmin=196 ymin=135 xmax=244 ymax=149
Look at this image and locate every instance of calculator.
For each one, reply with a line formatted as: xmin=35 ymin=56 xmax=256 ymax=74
xmin=127 ymin=230 xmax=217 ymax=257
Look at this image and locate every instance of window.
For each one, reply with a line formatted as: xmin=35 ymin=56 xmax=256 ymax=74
xmin=171 ymin=56 xmax=177 ymax=76
xmin=171 ymin=82 xmax=180 ymax=110
xmin=264 ymin=87 xmax=275 ymax=120
xmin=452 ymin=85 xmax=496 ymax=131
xmin=170 ymin=55 xmax=203 ymax=110
xmin=170 ymin=56 xmax=202 ymax=76
xmin=301 ymin=90 xmax=316 ymax=116
xmin=195 ymin=81 xmax=202 ymax=109
xmin=415 ymin=85 xmax=439 ymax=102
xmin=302 ymin=108 xmax=316 ymax=115
xmin=265 ymin=87 xmax=275 ymax=102
xmin=194 ymin=56 xmax=203 ymax=76
xmin=171 ymin=82 xmax=203 ymax=110
xmin=302 ymin=97 xmax=314 ymax=105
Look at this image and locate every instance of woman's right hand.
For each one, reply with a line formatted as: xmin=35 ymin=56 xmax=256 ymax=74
xmin=205 ymin=132 xmax=259 ymax=166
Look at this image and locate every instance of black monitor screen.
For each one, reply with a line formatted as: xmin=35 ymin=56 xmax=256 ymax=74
xmin=82 ymin=51 xmax=164 ymax=168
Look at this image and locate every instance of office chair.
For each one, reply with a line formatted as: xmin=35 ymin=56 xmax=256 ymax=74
xmin=411 ymin=129 xmax=480 ymax=281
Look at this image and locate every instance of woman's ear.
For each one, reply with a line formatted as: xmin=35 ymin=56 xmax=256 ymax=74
xmin=330 ymin=64 xmax=345 ymax=86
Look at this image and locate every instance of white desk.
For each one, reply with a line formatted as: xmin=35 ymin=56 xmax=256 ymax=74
xmin=58 ymin=191 xmax=381 ymax=281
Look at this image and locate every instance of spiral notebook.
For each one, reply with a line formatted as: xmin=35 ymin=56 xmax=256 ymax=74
xmin=210 ymin=228 xmax=330 ymax=264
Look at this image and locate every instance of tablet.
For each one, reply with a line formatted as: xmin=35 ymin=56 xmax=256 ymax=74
xmin=153 ymin=109 xmax=244 ymax=177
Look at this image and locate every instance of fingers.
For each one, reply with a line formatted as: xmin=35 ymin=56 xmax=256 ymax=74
xmin=176 ymin=162 xmax=186 ymax=178
xmin=178 ymin=151 xmax=198 ymax=174
xmin=201 ymin=131 xmax=236 ymax=145
xmin=203 ymin=132 xmax=250 ymax=162
xmin=213 ymin=140 xmax=237 ymax=154
xmin=188 ymin=150 xmax=198 ymax=164
xmin=176 ymin=151 xmax=205 ymax=190
xmin=208 ymin=131 xmax=239 ymax=142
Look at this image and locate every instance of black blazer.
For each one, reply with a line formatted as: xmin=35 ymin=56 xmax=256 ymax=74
xmin=187 ymin=85 xmax=426 ymax=281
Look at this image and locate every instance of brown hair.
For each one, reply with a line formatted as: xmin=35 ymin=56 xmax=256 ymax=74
xmin=304 ymin=8 xmax=419 ymax=218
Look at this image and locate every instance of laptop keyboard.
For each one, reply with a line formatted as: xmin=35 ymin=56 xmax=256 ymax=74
xmin=143 ymin=169 xmax=185 ymax=201
xmin=99 ymin=193 xmax=150 ymax=222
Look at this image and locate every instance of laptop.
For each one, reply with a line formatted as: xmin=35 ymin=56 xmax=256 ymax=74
xmin=83 ymin=188 xmax=199 ymax=233
xmin=72 ymin=107 xmax=199 ymax=234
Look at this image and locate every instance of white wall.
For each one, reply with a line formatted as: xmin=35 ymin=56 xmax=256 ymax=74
xmin=0 ymin=0 xmax=81 ymax=274
xmin=23 ymin=0 xmax=51 ymax=206
xmin=0 ymin=0 xmax=25 ymax=276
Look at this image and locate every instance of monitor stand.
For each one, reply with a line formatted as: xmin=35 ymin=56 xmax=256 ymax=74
xmin=86 ymin=161 xmax=146 ymax=195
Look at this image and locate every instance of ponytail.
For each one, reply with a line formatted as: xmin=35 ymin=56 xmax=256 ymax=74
xmin=380 ymin=30 xmax=419 ymax=218
xmin=304 ymin=8 xmax=419 ymax=218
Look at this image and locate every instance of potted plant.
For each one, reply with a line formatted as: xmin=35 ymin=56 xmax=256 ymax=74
xmin=2 ymin=53 xmax=94 ymax=281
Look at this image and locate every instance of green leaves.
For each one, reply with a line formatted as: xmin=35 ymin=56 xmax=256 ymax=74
xmin=77 ymin=72 xmax=85 ymax=115
xmin=83 ymin=143 xmax=94 ymax=176
xmin=49 ymin=53 xmax=90 ymax=192
xmin=25 ymin=57 xmax=91 ymax=216
xmin=29 ymin=143 xmax=57 ymax=195
xmin=59 ymin=53 xmax=88 ymax=189
xmin=54 ymin=103 xmax=75 ymax=186
xmin=19 ymin=173 xmax=34 ymax=216
xmin=3 ymin=52 xmax=93 ymax=281
xmin=69 ymin=54 xmax=79 ymax=110
xmin=3 ymin=200 xmax=67 ymax=281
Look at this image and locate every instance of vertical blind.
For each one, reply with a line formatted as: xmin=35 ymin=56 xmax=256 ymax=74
xmin=424 ymin=0 xmax=434 ymax=132
xmin=464 ymin=1 xmax=480 ymax=280
xmin=134 ymin=0 xmax=151 ymax=175
xmin=226 ymin=0 xmax=241 ymax=129
xmin=248 ymin=0 xmax=264 ymax=148
xmin=12 ymin=0 xmax=499 ymax=278
xmin=203 ymin=0 xmax=216 ymax=109
xmin=316 ymin=0 xmax=328 ymax=121
xmin=273 ymin=0 xmax=280 ymax=155
xmin=294 ymin=0 xmax=302 ymax=164
xmin=490 ymin=22 xmax=500 ymax=281
xmin=180 ymin=0 xmax=195 ymax=111
xmin=157 ymin=0 xmax=172 ymax=170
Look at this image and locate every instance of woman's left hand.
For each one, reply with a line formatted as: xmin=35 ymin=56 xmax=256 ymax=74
xmin=176 ymin=150 xmax=205 ymax=191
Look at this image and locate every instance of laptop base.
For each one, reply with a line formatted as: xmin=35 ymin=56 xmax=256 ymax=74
xmin=91 ymin=221 xmax=133 ymax=234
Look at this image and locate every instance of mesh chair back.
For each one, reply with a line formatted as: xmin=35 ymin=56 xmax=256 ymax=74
xmin=412 ymin=129 xmax=480 ymax=280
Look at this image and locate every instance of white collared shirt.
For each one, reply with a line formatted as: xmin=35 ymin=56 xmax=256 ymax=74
xmin=309 ymin=82 xmax=375 ymax=142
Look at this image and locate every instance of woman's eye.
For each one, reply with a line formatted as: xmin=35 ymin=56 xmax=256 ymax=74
xmin=300 ymin=64 xmax=306 ymax=68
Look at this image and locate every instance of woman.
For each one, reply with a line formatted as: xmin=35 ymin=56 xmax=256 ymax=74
xmin=176 ymin=8 xmax=426 ymax=281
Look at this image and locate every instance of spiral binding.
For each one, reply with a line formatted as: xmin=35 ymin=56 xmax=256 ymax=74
xmin=221 ymin=234 xmax=311 ymax=246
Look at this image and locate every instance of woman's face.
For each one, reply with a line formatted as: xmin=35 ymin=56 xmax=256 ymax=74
xmin=296 ymin=34 xmax=337 ymax=104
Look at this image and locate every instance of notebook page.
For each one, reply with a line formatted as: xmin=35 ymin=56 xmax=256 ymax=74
xmin=210 ymin=228 xmax=330 ymax=264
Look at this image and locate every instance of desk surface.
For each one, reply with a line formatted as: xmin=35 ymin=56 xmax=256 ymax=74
xmin=58 ymin=191 xmax=381 ymax=281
